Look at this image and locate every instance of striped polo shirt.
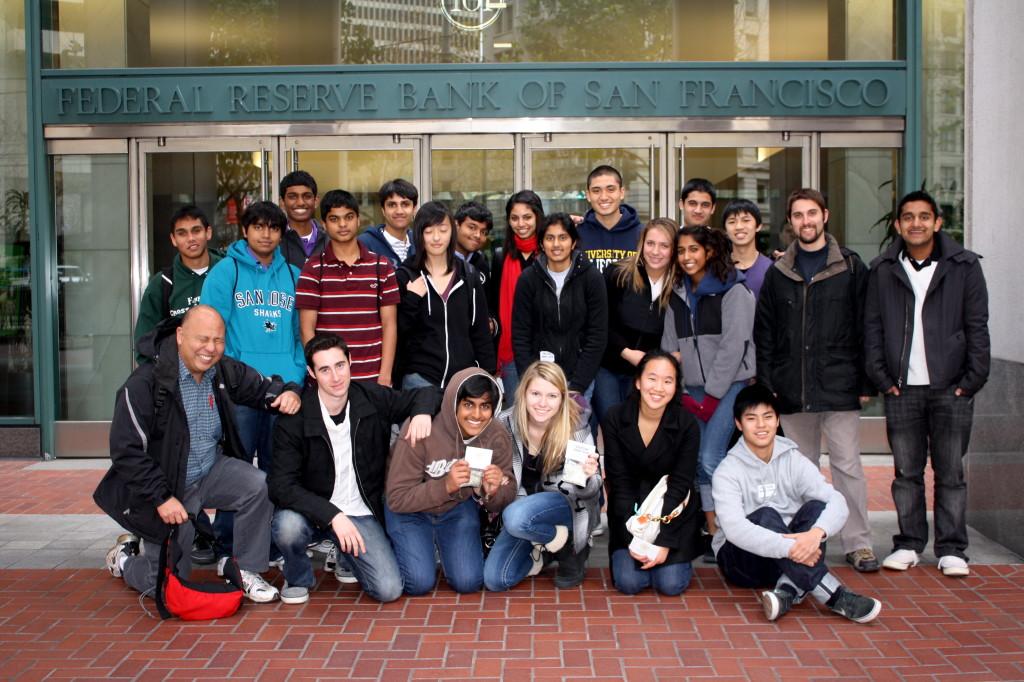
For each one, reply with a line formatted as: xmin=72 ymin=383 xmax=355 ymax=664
xmin=296 ymin=242 xmax=399 ymax=380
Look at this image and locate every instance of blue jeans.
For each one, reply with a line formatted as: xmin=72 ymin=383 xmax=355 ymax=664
xmin=885 ymin=387 xmax=974 ymax=559
xmin=500 ymin=360 xmax=520 ymax=407
xmin=384 ymin=498 xmax=484 ymax=595
xmin=402 ymin=372 xmax=435 ymax=390
xmin=214 ymin=405 xmax=278 ymax=557
xmin=687 ymin=381 xmax=745 ymax=511
xmin=593 ymin=368 xmax=633 ymax=426
xmin=484 ymin=492 xmax=573 ymax=592
xmin=271 ymin=509 xmax=403 ymax=602
xmin=611 ymin=549 xmax=693 ymax=596
xmin=717 ymin=500 xmax=829 ymax=593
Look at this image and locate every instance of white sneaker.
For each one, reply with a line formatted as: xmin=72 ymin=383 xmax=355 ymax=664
xmin=104 ymin=533 xmax=139 ymax=578
xmin=882 ymin=549 xmax=920 ymax=571
xmin=527 ymin=545 xmax=546 ymax=577
xmin=308 ymin=539 xmax=335 ymax=556
xmin=544 ymin=525 xmax=569 ymax=553
xmin=240 ymin=570 xmax=279 ymax=603
xmin=216 ymin=556 xmax=229 ymax=577
xmin=938 ymin=555 xmax=970 ymax=577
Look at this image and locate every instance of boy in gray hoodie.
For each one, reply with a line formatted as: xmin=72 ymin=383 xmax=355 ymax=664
xmin=712 ymin=384 xmax=882 ymax=623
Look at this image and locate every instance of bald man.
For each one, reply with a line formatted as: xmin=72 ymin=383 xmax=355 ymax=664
xmin=94 ymin=306 xmax=301 ymax=603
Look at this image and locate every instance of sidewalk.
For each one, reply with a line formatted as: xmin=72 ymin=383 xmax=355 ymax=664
xmin=1 ymin=457 xmax=1022 ymax=680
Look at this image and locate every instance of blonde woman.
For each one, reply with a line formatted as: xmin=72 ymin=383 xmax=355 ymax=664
xmin=593 ymin=218 xmax=679 ymax=424
xmin=483 ymin=361 xmax=601 ymax=591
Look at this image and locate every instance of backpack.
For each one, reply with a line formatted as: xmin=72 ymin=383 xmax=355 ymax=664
xmin=159 ymin=265 xmax=175 ymax=320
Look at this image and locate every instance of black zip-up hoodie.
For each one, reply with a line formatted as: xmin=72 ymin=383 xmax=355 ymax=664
xmin=269 ymin=382 xmax=441 ymax=528
xmin=395 ymin=257 xmax=496 ymax=387
xmin=93 ymin=325 xmax=298 ymax=543
xmin=511 ymin=250 xmax=608 ymax=393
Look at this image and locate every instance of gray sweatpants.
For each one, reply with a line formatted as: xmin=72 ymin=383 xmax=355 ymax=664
xmin=122 ymin=455 xmax=273 ymax=596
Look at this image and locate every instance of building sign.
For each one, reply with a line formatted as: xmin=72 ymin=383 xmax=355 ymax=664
xmin=41 ymin=63 xmax=906 ymax=125
xmin=440 ymin=0 xmax=507 ymax=31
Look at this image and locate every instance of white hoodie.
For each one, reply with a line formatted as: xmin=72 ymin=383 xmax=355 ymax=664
xmin=711 ymin=436 xmax=848 ymax=559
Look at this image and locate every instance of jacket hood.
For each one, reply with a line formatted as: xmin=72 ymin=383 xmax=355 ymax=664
xmin=226 ymin=238 xmax=288 ymax=273
xmin=727 ymin=433 xmax=801 ymax=468
xmin=433 ymin=367 xmax=505 ymax=453
xmin=531 ymin=249 xmax=592 ymax=280
xmin=580 ymin=203 xmax=641 ymax=234
xmin=136 ymin=318 xmax=183 ymax=361
xmin=172 ymin=249 xmax=222 ymax=278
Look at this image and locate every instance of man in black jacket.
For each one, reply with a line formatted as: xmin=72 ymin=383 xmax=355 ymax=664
xmin=754 ymin=188 xmax=879 ymax=573
xmin=268 ymin=333 xmax=439 ymax=604
xmin=95 ymin=306 xmax=301 ymax=602
xmin=865 ymin=190 xmax=990 ymax=577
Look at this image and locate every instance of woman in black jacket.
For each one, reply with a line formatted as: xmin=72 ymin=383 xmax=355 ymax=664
xmin=594 ymin=217 xmax=679 ymax=424
xmin=395 ymin=201 xmax=496 ymax=389
xmin=511 ymin=213 xmax=608 ymax=397
xmin=602 ymin=350 xmax=703 ymax=595
xmin=490 ymin=190 xmax=544 ymax=403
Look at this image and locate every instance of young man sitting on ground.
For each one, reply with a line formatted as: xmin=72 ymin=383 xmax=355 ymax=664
xmin=712 ymin=384 xmax=883 ymax=623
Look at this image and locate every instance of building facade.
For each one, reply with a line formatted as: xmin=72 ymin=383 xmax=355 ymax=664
xmin=2 ymin=2 xmax=1018 ymax=553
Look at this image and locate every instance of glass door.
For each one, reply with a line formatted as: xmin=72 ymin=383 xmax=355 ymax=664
xmin=135 ymin=137 xmax=275 ymax=326
xmin=524 ymin=133 xmax=668 ymax=223
xmin=673 ymin=133 xmax=812 ymax=253
xmin=281 ymin=136 xmax=422 ymax=230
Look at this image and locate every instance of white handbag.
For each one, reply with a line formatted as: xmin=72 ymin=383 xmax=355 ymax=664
xmin=626 ymin=475 xmax=689 ymax=559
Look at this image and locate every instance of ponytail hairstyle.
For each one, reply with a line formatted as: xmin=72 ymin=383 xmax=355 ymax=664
xmin=677 ymin=225 xmax=735 ymax=284
xmin=512 ymin=361 xmax=581 ymax=475
xmin=615 ymin=217 xmax=679 ymax=311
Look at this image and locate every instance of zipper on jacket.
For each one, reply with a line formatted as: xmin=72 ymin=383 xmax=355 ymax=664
xmin=897 ymin=299 xmax=912 ymax=389
xmin=800 ymin=284 xmax=808 ymax=409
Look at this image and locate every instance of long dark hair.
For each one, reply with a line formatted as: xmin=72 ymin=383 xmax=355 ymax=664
xmin=677 ymin=225 xmax=735 ymax=284
xmin=502 ymin=190 xmax=545 ymax=257
xmin=409 ymin=201 xmax=455 ymax=275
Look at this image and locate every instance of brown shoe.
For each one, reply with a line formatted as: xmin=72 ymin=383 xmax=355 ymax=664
xmin=846 ymin=548 xmax=880 ymax=573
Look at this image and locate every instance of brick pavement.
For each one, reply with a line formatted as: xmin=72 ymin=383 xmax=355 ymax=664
xmin=0 ymin=458 xmax=1020 ymax=680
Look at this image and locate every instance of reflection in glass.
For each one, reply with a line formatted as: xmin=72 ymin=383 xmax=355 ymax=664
xmin=0 ymin=0 xmax=31 ymax=416
xmin=54 ymin=155 xmax=131 ymax=421
xmin=431 ymin=149 xmax=513 ymax=245
xmin=923 ymin=0 xmax=965 ymax=243
xmin=146 ymin=151 xmax=266 ymax=272
xmin=43 ymin=0 xmax=897 ymax=68
xmin=295 ymin=150 xmax=416 ymax=230
xmin=681 ymin=146 xmax=801 ymax=253
xmin=820 ymin=148 xmax=900 ymax=262
xmin=531 ymin=148 xmax=657 ymax=225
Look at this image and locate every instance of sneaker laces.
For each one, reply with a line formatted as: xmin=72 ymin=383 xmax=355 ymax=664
xmin=241 ymin=570 xmax=273 ymax=595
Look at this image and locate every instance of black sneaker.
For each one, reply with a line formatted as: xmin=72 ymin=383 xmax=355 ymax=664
xmin=190 ymin=535 xmax=217 ymax=565
xmin=553 ymin=545 xmax=589 ymax=589
xmin=827 ymin=587 xmax=882 ymax=623
xmin=759 ymin=586 xmax=796 ymax=622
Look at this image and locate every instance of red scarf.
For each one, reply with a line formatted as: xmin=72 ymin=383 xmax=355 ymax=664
xmin=497 ymin=235 xmax=537 ymax=365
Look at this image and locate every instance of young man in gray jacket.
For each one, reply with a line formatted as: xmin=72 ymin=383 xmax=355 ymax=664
xmin=712 ymin=384 xmax=882 ymax=623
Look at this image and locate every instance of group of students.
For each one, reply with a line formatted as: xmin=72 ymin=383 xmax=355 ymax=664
xmin=97 ymin=164 xmax=989 ymax=627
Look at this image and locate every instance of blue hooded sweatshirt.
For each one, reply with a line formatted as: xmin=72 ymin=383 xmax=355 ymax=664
xmin=577 ymin=203 xmax=642 ymax=274
xmin=357 ymin=225 xmax=416 ymax=270
xmin=200 ymin=240 xmax=305 ymax=385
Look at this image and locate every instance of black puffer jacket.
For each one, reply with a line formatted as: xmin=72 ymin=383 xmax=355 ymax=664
xmin=753 ymin=234 xmax=872 ymax=414
xmin=864 ymin=231 xmax=990 ymax=395
xmin=280 ymin=225 xmax=328 ymax=270
xmin=93 ymin=328 xmax=298 ymax=543
xmin=511 ymin=251 xmax=608 ymax=393
xmin=269 ymin=382 xmax=441 ymax=528
xmin=602 ymin=261 xmax=668 ymax=376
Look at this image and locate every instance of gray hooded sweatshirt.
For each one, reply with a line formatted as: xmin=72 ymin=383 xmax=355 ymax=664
xmin=711 ymin=435 xmax=847 ymax=558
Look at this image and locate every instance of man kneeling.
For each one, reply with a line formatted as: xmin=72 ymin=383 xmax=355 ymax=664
xmin=269 ymin=334 xmax=440 ymax=604
xmin=712 ymin=384 xmax=882 ymax=623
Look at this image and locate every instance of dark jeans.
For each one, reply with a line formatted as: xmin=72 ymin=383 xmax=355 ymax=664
xmin=717 ymin=500 xmax=828 ymax=593
xmin=885 ymin=386 xmax=974 ymax=560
